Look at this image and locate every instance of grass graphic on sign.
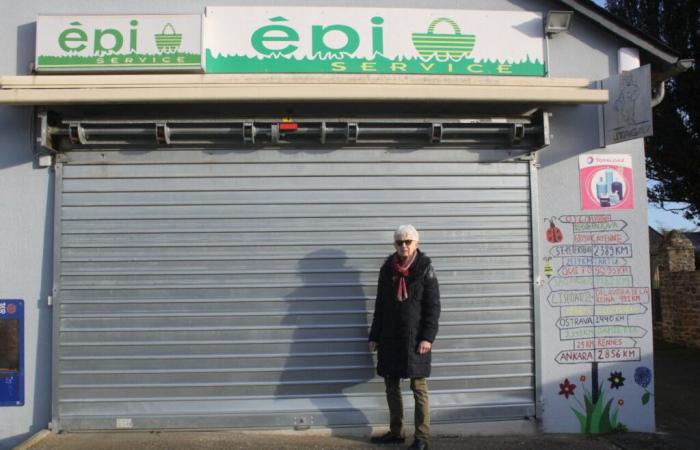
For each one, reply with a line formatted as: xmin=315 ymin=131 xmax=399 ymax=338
xmin=37 ymin=53 xmax=202 ymax=69
xmin=205 ymin=50 xmax=544 ymax=76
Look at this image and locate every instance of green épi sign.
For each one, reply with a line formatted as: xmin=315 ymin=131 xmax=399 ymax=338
xmin=36 ymin=15 xmax=203 ymax=72
xmin=205 ymin=7 xmax=546 ymax=76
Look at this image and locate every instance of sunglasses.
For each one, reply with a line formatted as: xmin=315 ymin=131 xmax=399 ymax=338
xmin=395 ymin=240 xmax=414 ymax=246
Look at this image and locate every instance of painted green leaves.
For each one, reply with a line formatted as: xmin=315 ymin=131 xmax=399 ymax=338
xmin=571 ymin=385 xmax=625 ymax=433
xmin=560 ymin=367 xmax=654 ymax=433
xmin=560 ymin=374 xmax=626 ymax=433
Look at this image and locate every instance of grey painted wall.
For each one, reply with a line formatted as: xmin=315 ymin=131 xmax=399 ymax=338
xmin=0 ymin=0 xmax=656 ymax=445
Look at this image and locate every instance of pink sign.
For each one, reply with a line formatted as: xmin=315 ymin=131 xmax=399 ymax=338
xmin=579 ymin=154 xmax=634 ymax=210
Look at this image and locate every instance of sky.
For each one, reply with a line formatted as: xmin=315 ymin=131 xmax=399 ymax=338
xmin=589 ymin=0 xmax=698 ymax=231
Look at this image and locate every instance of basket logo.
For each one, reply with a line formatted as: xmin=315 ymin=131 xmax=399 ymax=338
xmin=155 ymin=23 xmax=183 ymax=54
xmin=412 ymin=18 xmax=475 ymax=59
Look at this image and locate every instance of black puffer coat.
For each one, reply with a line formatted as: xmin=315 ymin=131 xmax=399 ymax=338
xmin=369 ymin=250 xmax=440 ymax=379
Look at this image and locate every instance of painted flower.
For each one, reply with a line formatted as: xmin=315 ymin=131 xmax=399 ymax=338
xmin=609 ymin=371 xmax=625 ymax=389
xmin=618 ymin=399 xmax=624 ymax=406
xmin=634 ymin=366 xmax=652 ymax=389
xmin=559 ymin=378 xmax=576 ymax=399
xmin=579 ymin=375 xmax=586 ymax=382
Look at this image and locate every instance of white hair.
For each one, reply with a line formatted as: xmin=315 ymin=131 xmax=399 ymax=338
xmin=394 ymin=224 xmax=419 ymax=242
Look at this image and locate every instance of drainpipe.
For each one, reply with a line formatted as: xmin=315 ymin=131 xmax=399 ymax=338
xmin=651 ymin=81 xmax=664 ymax=108
xmin=651 ymin=59 xmax=694 ymax=108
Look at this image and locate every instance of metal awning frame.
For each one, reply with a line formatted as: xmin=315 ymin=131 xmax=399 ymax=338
xmin=2 ymin=73 xmax=608 ymax=105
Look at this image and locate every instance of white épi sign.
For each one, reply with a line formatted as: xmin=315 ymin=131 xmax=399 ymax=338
xmin=35 ymin=15 xmax=203 ymax=72
xmin=204 ymin=7 xmax=545 ymax=76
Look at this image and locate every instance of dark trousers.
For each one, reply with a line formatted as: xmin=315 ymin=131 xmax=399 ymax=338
xmin=384 ymin=377 xmax=430 ymax=441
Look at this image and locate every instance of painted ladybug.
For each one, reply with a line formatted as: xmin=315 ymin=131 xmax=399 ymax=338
xmin=545 ymin=218 xmax=563 ymax=243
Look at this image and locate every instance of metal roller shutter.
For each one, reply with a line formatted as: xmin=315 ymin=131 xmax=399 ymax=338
xmin=53 ymin=146 xmax=535 ymax=431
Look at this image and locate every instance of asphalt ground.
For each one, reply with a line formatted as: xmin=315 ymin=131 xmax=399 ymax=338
xmin=15 ymin=341 xmax=700 ymax=450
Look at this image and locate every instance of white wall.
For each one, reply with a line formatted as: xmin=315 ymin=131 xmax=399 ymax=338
xmin=536 ymin=14 xmax=655 ymax=433
xmin=0 ymin=107 xmax=54 ymax=448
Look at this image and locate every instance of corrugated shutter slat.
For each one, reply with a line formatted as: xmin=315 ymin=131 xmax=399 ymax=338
xmin=55 ymin=147 xmax=534 ymax=430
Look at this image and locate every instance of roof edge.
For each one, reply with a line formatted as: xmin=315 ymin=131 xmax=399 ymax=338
xmin=556 ymin=0 xmax=681 ymax=65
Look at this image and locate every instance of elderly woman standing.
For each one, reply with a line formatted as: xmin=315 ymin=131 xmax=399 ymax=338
xmin=368 ymin=225 xmax=440 ymax=450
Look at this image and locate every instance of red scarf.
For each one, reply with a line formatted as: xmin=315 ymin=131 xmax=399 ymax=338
xmin=392 ymin=251 xmax=417 ymax=302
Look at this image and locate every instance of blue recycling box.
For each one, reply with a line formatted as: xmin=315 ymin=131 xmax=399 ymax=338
xmin=0 ymin=299 xmax=24 ymax=406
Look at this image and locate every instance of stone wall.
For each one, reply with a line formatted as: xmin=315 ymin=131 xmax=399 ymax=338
xmin=658 ymin=231 xmax=696 ymax=272
xmin=659 ymin=271 xmax=700 ymax=348
xmin=656 ymin=231 xmax=700 ymax=348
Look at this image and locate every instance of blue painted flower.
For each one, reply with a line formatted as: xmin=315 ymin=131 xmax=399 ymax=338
xmin=634 ymin=366 xmax=652 ymax=389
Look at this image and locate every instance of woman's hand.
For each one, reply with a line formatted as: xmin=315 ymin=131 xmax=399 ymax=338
xmin=417 ymin=340 xmax=432 ymax=354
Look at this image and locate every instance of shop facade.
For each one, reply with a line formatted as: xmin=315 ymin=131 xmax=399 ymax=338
xmin=0 ymin=0 xmax=689 ymax=447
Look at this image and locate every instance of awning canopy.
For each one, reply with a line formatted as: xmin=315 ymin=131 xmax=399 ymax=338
xmin=0 ymin=74 xmax=607 ymax=105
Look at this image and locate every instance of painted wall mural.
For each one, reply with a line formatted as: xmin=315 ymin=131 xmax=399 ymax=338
xmin=543 ymin=214 xmax=653 ymax=433
xmin=556 ymin=364 xmax=653 ymax=433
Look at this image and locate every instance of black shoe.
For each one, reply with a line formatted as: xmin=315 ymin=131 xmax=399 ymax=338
xmin=370 ymin=432 xmax=406 ymax=444
xmin=407 ymin=439 xmax=429 ymax=450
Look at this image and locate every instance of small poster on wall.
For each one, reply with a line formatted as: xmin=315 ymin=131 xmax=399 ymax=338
xmin=579 ymin=154 xmax=634 ymax=210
